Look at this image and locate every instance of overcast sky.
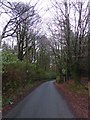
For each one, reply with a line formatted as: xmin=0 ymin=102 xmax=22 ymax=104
xmin=0 ymin=0 xmax=55 ymax=46
xmin=0 ymin=0 xmax=89 ymax=31
xmin=0 ymin=0 xmax=55 ymax=36
xmin=0 ymin=0 xmax=89 ymax=43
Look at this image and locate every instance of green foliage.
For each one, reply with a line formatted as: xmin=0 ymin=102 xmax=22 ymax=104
xmin=35 ymin=68 xmax=45 ymax=80
xmin=2 ymin=51 xmax=18 ymax=63
xmin=44 ymin=71 xmax=56 ymax=80
xmin=2 ymin=51 xmax=57 ymax=106
xmin=2 ymin=61 xmax=57 ymax=95
xmin=3 ymin=98 xmax=13 ymax=106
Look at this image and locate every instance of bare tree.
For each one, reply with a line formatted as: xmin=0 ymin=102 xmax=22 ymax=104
xmin=48 ymin=0 xmax=89 ymax=83
xmin=1 ymin=1 xmax=42 ymax=61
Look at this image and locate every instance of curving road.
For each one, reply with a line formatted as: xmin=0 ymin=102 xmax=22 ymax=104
xmin=4 ymin=81 xmax=74 ymax=118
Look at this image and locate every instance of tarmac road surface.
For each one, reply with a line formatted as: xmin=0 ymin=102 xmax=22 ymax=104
xmin=4 ymin=81 xmax=74 ymax=118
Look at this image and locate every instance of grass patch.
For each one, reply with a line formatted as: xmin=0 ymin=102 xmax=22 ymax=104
xmin=66 ymin=83 xmax=88 ymax=96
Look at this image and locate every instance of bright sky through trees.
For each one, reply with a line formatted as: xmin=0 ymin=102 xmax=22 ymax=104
xmin=0 ymin=0 xmax=89 ymax=34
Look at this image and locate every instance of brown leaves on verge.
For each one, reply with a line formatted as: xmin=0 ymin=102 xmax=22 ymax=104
xmin=54 ymin=81 xmax=88 ymax=118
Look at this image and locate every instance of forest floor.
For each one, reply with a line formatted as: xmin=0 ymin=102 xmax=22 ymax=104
xmin=2 ymin=81 xmax=45 ymax=115
xmin=54 ymin=78 xmax=89 ymax=118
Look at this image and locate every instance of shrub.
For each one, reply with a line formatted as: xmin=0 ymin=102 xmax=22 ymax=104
xmin=44 ymin=71 xmax=56 ymax=80
xmin=2 ymin=52 xmax=57 ymax=101
xmin=2 ymin=51 xmax=18 ymax=63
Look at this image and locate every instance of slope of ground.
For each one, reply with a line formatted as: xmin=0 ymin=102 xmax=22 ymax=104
xmin=54 ymin=80 xmax=88 ymax=118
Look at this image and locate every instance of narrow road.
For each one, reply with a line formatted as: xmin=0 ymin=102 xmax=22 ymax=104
xmin=4 ymin=81 xmax=74 ymax=118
